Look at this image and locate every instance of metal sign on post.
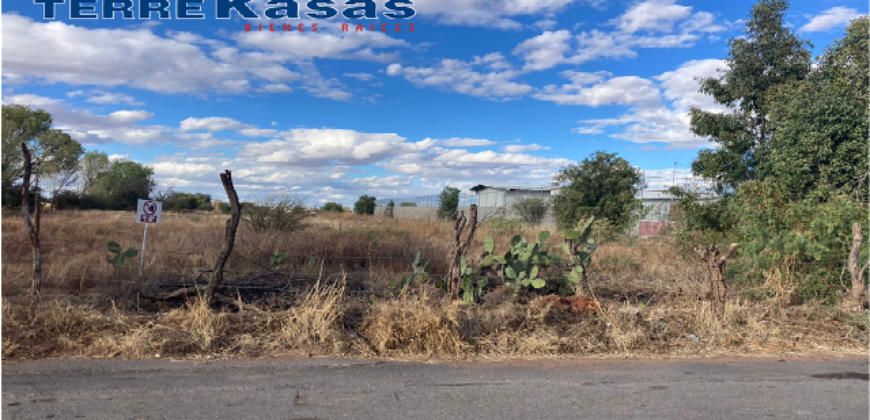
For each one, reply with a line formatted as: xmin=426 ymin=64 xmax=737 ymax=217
xmin=136 ymin=199 xmax=162 ymax=277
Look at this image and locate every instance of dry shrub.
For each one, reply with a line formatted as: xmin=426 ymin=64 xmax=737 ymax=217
xmin=120 ymin=326 xmax=202 ymax=358
xmin=470 ymin=301 xmax=606 ymax=356
xmin=361 ymin=292 xmax=465 ymax=358
xmin=2 ymin=300 xmax=128 ymax=360
xmin=275 ymin=280 xmax=346 ymax=352
xmin=535 ymin=295 xmax=604 ymax=315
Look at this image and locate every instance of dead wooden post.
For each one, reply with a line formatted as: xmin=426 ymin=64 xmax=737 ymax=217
xmin=21 ymin=144 xmax=43 ymax=314
xmin=695 ymin=243 xmax=738 ymax=317
xmin=205 ymin=170 xmax=242 ymax=304
xmin=448 ymin=204 xmax=478 ymax=298
xmin=847 ymin=223 xmax=868 ymax=308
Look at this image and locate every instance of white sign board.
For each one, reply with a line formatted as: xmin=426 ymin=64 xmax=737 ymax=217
xmin=136 ymin=199 xmax=162 ymax=224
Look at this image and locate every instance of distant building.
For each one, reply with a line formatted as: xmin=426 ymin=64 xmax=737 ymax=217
xmin=468 ymin=185 xmax=716 ymax=236
xmin=469 ymin=185 xmax=555 ymax=207
xmin=635 ymin=189 xmax=717 ymax=236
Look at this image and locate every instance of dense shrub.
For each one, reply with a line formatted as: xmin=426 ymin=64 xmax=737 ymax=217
xmin=552 ymin=151 xmax=642 ymax=230
xmin=242 ymin=193 xmax=310 ymax=232
xmin=730 ymin=182 xmax=867 ymax=303
xmin=321 ymin=202 xmax=345 ymax=212
xmin=354 ymin=195 xmax=376 ymax=215
xmin=164 ymin=192 xmax=213 ymax=211
xmin=437 ymin=187 xmax=460 ymax=220
xmin=512 ymin=197 xmax=548 ymax=226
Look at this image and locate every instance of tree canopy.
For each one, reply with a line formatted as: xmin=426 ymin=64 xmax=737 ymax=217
xmin=88 ymin=160 xmax=155 ymax=210
xmin=437 ymin=186 xmax=460 ymax=220
xmin=552 ymin=151 xmax=643 ymax=230
xmin=689 ymin=0 xmax=812 ymax=193
xmin=2 ymin=105 xmax=84 ymax=207
xmin=354 ymin=195 xmax=377 ymax=215
xmin=2 ymin=105 xmax=83 ymax=181
xmin=677 ymin=5 xmax=869 ymax=303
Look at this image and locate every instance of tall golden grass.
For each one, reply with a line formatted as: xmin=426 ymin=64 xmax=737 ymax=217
xmin=2 ymin=209 xmax=867 ymax=361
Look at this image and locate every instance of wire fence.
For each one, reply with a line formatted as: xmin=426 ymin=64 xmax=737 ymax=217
xmin=375 ymin=193 xmax=479 ymax=208
xmin=370 ymin=190 xmax=699 ymax=224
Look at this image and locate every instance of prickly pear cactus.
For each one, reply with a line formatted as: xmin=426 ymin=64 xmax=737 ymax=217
xmin=270 ymin=249 xmax=289 ymax=268
xmin=390 ymin=251 xmax=431 ymax=291
xmin=459 ymin=255 xmax=489 ymax=303
xmin=106 ymin=241 xmax=138 ymax=268
xmin=484 ymin=232 xmax=556 ymax=293
xmin=561 ymin=216 xmax=598 ymax=295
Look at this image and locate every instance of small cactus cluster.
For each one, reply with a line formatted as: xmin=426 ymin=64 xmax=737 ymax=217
xmin=459 ymin=255 xmax=488 ymax=303
xmin=106 ymin=241 xmax=137 ymax=268
xmin=481 ymin=231 xmax=559 ymax=292
xmin=561 ymin=216 xmax=598 ymax=295
xmin=390 ymin=251 xmax=431 ymax=290
xmin=270 ymin=249 xmax=289 ymax=267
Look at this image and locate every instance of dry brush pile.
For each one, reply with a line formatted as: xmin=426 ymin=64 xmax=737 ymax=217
xmin=2 ymin=209 xmax=867 ymax=361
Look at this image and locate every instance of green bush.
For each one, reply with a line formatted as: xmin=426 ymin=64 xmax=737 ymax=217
xmin=354 ymin=195 xmax=376 ymax=215
xmin=437 ymin=187 xmax=460 ymax=220
xmin=552 ymin=151 xmax=642 ymax=230
xmin=321 ymin=202 xmax=345 ymax=212
xmin=165 ymin=192 xmax=212 ymax=212
xmin=511 ymin=197 xmax=548 ymax=226
xmin=730 ymin=182 xmax=868 ymax=303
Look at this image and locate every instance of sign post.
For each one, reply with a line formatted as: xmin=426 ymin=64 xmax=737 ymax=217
xmin=136 ymin=199 xmax=162 ymax=277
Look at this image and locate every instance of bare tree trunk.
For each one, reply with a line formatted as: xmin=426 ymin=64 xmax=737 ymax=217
xmin=21 ymin=144 xmax=43 ymax=314
xmin=205 ymin=170 xmax=242 ymax=304
xmin=448 ymin=204 xmax=477 ymax=298
xmin=695 ymin=243 xmax=738 ymax=318
xmin=847 ymin=223 xmax=868 ymax=308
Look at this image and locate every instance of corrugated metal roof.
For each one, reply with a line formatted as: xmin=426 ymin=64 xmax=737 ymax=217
xmin=470 ymin=185 xmax=553 ymax=192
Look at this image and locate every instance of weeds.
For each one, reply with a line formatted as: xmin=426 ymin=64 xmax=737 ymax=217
xmin=1 ymin=210 xmax=866 ymax=362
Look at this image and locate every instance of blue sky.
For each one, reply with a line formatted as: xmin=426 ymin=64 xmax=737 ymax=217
xmin=2 ymin=0 xmax=866 ymax=205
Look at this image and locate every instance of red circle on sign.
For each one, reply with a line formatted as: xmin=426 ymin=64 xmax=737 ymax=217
xmin=143 ymin=201 xmax=157 ymax=215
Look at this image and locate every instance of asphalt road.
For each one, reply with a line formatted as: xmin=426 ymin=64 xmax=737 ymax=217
xmin=3 ymin=356 xmax=868 ymax=420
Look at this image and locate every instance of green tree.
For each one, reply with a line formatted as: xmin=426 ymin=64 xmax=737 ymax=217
xmin=79 ymin=150 xmax=112 ymax=194
xmin=677 ymin=15 xmax=870 ymax=303
xmin=552 ymin=151 xmax=643 ymax=230
xmin=354 ymin=195 xmax=376 ymax=215
xmin=690 ymin=0 xmax=812 ymax=192
xmin=760 ymin=17 xmax=869 ymax=201
xmin=2 ymin=105 xmax=84 ymax=206
xmin=437 ymin=186 xmax=460 ymax=220
xmin=88 ymin=160 xmax=155 ymax=210
xmin=321 ymin=202 xmax=345 ymax=212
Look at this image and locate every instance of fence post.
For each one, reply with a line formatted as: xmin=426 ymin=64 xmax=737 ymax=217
xmin=205 ymin=170 xmax=242 ymax=304
xmin=695 ymin=243 xmax=739 ymax=317
xmin=847 ymin=223 xmax=867 ymax=308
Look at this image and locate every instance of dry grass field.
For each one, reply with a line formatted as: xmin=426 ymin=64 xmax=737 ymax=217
xmin=2 ymin=209 xmax=867 ymax=361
